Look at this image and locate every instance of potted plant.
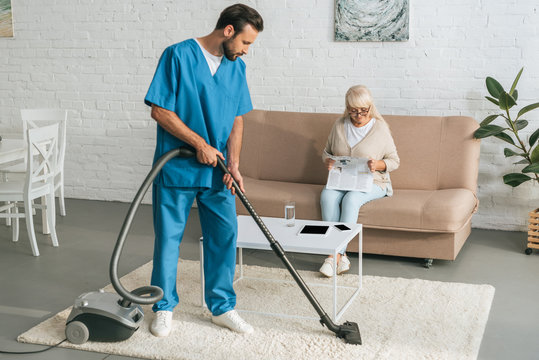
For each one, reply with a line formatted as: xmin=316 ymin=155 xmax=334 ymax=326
xmin=473 ymin=67 xmax=539 ymax=254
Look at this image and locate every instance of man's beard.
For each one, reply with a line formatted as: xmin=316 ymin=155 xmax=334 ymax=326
xmin=223 ymin=38 xmax=239 ymax=61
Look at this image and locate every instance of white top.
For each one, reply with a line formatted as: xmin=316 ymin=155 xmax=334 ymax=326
xmin=194 ymin=38 xmax=223 ymax=76
xmin=345 ymin=118 xmax=376 ymax=148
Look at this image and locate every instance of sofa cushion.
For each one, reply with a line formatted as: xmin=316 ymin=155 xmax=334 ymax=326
xmin=240 ymin=110 xmax=334 ymax=185
xmin=360 ymin=189 xmax=477 ymax=232
xmin=385 ymin=115 xmax=480 ymax=192
xmin=237 ymin=177 xmax=478 ymax=234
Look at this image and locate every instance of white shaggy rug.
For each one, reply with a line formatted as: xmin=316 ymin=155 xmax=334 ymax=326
xmin=18 ymin=259 xmax=495 ymax=360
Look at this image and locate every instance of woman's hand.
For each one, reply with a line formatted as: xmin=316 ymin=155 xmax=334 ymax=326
xmin=325 ymin=158 xmax=336 ymax=170
xmin=367 ymin=159 xmax=386 ymax=172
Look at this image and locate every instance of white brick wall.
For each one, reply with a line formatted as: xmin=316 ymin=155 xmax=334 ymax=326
xmin=1 ymin=0 xmax=538 ymax=231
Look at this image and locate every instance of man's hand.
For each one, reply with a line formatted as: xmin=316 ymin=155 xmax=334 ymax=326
xmin=196 ymin=144 xmax=224 ymax=167
xmin=223 ymin=164 xmax=245 ymax=195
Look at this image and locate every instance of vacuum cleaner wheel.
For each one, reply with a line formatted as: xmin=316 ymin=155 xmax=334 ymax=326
xmin=65 ymin=320 xmax=90 ymax=345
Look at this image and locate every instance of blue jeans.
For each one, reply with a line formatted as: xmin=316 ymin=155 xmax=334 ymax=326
xmin=320 ymin=185 xmax=388 ymax=254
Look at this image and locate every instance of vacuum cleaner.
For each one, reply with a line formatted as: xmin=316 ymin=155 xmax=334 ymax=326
xmin=65 ymin=147 xmax=362 ymax=345
xmin=64 ymin=148 xmax=192 ymax=344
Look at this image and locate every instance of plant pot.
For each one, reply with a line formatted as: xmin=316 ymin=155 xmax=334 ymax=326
xmin=526 ymin=208 xmax=539 ymax=255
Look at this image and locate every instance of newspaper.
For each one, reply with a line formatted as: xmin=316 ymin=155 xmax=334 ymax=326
xmin=325 ymin=152 xmax=373 ymax=192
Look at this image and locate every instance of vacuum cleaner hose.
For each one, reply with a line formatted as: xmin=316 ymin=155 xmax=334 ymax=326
xmin=109 ymin=147 xmax=196 ymax=306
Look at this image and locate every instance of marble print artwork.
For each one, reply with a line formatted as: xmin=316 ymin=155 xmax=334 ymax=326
xmin=335 ymin=0 xmax=409 ymax=42
xmin=0 ymin=0 xmax=13 ymax=37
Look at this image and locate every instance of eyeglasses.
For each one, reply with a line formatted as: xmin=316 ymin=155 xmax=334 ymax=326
xmin=348 ymin=107 xmax=370 ymax=117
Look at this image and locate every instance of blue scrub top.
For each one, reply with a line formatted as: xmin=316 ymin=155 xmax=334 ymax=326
xmin=145 ymin=39 xmax=253 ymax=188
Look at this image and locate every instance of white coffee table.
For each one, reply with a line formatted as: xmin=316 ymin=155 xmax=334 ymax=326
xmin=199 ymin=215 xmax=362 ymax=321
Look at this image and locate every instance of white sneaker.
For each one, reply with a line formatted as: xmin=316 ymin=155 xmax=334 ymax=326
xmin=150 ymin=310 xmax=173 ymax=337
xmin=211 ymin=310 xmax=254 ymax=334
xmin=319 ymin=257 xmax=335 ymax=277
xmin=337 ymin=255 xmax=351 ymax=274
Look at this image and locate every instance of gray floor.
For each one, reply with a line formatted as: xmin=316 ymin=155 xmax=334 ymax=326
xmin=0 ymin=198 xmax=538 ymax=360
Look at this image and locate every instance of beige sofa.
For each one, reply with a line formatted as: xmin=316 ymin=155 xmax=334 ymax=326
xmin=236 ymin=110 xmax=480 ymax=266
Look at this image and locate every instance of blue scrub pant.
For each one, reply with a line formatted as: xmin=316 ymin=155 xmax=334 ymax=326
xmin=320 ymin=185 xmax=388 ymax=254
xmin=151 ymin=184 xmax=237 ymax=316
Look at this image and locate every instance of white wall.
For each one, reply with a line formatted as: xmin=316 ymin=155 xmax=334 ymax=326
xmin=0 ymin=0 xmax=538 ymax=231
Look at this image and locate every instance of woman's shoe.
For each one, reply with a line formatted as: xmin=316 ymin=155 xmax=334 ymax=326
xmin=337 ymin=255 xmax=350 ymax=274
xmin=319 ymin=257 xmax=335 ymax=277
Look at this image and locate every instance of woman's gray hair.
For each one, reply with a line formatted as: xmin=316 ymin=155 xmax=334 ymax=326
xmin=343 ymin=85 xmax=386 ymax=125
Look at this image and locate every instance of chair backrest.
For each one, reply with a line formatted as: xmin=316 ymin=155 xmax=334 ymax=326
xmin=25 ymin=124 xmax=59 ymax=195
xmin=21 ymin=109 xmax=67 ymax=175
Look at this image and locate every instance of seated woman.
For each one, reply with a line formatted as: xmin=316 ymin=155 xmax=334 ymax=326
xmin=319 ymin=85 xmax=400 ymax=277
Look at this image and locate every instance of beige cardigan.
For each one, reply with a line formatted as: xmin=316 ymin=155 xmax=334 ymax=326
xmin=322 ymin=116 xmax=400 ymax=194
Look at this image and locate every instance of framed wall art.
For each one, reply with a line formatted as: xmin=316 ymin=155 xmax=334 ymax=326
xmin=0 ymin=0 xmax=13 ymax=38
xmin=335 ymin=0 xmax=409 ymax=42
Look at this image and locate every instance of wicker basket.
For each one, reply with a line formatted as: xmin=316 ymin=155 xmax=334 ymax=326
xmin=527 ymin=209 xmax=539 ymax=254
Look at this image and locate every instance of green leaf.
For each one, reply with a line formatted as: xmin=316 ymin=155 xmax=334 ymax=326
xmin=504 ymin=148 xmax=523 ymax=157
xmin=509 ymin=67 xmax=523 ymax=96
xmin=522 ymin=162 xmax=539 ymax=173
xmin=486 ymin=76 xmax=505 ymax=98
xmin=503 ymin=173 xmax=532 ymax=187
xmin=512 ymin=89 xmax=518 ymax=101
xmin=515 ymin=120 xmax=528 ymax=131
xmin=514 ymin=159 xmax=530 ymax=165
xmin=529 ymin=128 xmax=539 ymax=148
xmin=531 ymin=145 xmax=539 ymax=163
xmin=485 ymin=96 xmax=499 ymax=106
xmin=473 ymin=124 xmax=506 ymax=139
xmin=517 ymin=102 xmax=539 ymax=118
xmin=498 ymin=92 xmax=517 ymax=110
xmin=494 ymin=132 xmax=516 ymax=145
xmin=480 ymin=114 xmax=500 ymax=126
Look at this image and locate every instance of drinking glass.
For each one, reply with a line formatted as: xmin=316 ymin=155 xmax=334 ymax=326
xmin=285 ymin=201 xmax=295 ymax=227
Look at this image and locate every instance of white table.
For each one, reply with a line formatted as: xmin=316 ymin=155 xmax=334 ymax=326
xmin=199 ymin=215 xmax=362 ymax=322
xmin=0 ymin=139 xmax=26 ymax=166
xmin=0 ymin=138 xmax=50 ymax=234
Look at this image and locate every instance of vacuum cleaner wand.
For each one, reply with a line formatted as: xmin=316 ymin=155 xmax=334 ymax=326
xmin=211 ymin=150 xmax=362 ymax=345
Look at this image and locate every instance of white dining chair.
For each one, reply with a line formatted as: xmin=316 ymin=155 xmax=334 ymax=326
xmin=1 ymin=109 xmax=68 ymax=217
xmin=0 ymin=124 xmax=60 ymax=256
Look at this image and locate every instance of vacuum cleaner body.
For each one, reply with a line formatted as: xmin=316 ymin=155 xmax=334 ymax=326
xmin=65 ymin=291 xmax=144 ymax=344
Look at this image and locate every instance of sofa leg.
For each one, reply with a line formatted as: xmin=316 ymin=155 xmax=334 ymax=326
xmin=423 ymin=258 xmax=433 ymax=269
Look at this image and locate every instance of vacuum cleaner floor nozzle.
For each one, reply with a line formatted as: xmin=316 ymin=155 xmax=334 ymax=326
xmin=336 ymin=321 xmax=362 ymax=345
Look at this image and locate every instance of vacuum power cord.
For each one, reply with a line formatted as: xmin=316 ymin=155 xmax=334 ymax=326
xmin=0 ymin=339 xmax=66 ymax=355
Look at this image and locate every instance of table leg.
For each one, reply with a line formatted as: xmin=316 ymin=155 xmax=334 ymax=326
xmin=358 ymin=229 xmax=362 ymax=290
xmin=199 ymin=237 xmax=205 ymax=308
xmin=238 ymin=248 xmax=244 ymax=280
xmin=334 ymin=232 xmax=362 ymax=322
xmin=333 ymin=250 xmax=337 ymax=321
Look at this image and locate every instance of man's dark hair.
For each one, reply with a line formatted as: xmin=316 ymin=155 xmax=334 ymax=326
xmin=215 ymin=3 xmax=264 ymax=34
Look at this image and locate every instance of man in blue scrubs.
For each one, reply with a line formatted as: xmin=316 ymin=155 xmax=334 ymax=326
xmin=144 ymin=4 xmax=263 ymax=337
